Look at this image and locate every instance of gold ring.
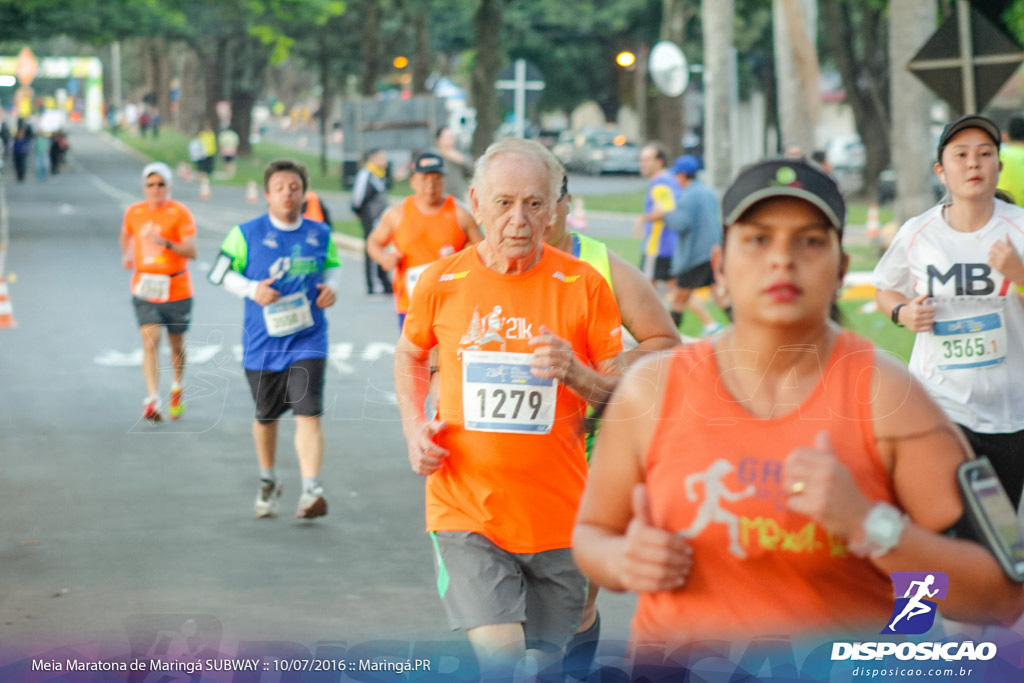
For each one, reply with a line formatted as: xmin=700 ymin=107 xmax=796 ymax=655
xmin=790 ymin=481 xmax=806 ymax=495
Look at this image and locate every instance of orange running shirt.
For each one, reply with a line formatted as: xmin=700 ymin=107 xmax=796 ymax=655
xmin=403 ymin=244 xmax=623 ymax=553
xmin=391 ymin=195 xmax=466 ymax=314
xmin=632 ymin=331 xmax=896 ymax=644
xmin=122 ymin=199 xmax=196 ymax=302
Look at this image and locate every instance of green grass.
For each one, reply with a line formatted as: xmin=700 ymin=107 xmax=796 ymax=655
xmin=600 ymin=235 xmax=913 ymax=357
xmin=576 ymin=187 xmax=894 ymax=227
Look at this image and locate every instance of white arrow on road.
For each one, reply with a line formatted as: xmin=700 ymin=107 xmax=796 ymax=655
xmin=361 ymin=342 xmax=396 ymax=362
xmin=95 ymin=342 xmax=393 ymax=374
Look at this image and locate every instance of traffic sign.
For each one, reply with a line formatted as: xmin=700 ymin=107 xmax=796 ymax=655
xmin=907 ymin=1 xmax=1024 ymax=114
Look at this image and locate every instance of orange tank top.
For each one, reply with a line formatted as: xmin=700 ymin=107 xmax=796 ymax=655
xmin=392 ymin=195 xmax=466 ymax=314
xmin=632 ymin=330 xmax=895 ymax=645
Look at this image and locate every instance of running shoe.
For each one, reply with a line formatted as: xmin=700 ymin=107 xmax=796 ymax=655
xmin=296 ymin=487 xmax=328 ymax=519
xmin=143 ymin=397 xmax=163 ymax=423
xmin=254 ymin=479 xmax=282 ymax=518
xmin=169 ymin=385 xmax=185 ymax=420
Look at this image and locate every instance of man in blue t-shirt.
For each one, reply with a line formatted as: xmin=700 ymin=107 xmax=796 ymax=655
xmin=666 ymin=155 xmax=723 ymax=335
xmin=211 ymin=159 xmax=341 ymax=520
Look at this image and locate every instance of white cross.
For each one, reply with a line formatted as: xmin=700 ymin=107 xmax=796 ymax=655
xmin=495 ymin=59 xmax=545 ymax=138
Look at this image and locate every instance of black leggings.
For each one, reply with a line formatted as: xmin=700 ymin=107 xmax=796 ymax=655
xmin=958 ymin=424 xmax=1024 ymax=509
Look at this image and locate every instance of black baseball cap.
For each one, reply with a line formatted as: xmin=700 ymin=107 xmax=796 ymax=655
xmin=937 ymin=114 xmax=1001 ymax=163
xmin=413 ymin=151 xmax=446 ymax=174
xmin=722 ymin=158 xmax=846 ymax=234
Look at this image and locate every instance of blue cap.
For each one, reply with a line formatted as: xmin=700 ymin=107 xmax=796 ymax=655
xmin=672 ymin=154 xmax=700 ymax=176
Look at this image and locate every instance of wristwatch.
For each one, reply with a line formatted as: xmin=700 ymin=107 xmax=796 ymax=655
xmin=849 ymin=502 xmax=908 ymax=558
xmin=890 ymin=303 xmax=906 ymax=327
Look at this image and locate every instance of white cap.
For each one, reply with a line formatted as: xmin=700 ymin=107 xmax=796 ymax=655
xmin=142 ymin=162 xmax=173 ymax=186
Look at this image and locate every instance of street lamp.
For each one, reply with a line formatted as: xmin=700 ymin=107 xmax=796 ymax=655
xmin=616 ymin=51 xmax=636 ymax=69
xmin=393 ymin=56 xmax=409 ymax=69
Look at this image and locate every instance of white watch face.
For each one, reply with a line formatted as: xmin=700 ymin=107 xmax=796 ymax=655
xmin=866 ymin=505 xmax=905 ymax=546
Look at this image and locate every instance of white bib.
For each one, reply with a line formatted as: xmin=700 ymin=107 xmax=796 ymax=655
xmin=133 ymin=273 xmax=171 ymax=303
xmin=928 ymin=297 xmax=1007 ymax=370
xmin=263 ymin=291 xmax=314 ymax=338
xmin=405 ymin=263 xmax=431 ymax=299
xmin=461 ymin=350 xmax=557 ymax=434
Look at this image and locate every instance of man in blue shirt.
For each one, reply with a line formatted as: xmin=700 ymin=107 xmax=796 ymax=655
xmin=211 ymin=159 xmax=341 ymax=520
xmin=666 ymin=155 xmax=723 ymax=334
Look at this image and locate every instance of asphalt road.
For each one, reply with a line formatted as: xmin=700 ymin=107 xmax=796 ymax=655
xmin=0 ymin=127 xmax=637 ymax=679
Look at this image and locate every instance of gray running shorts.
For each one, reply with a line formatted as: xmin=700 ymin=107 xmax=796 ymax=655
xmin=430 ymin=531 xmax=586 ymax=651
xmin=132 ymin=296 xmax=192 ymax=334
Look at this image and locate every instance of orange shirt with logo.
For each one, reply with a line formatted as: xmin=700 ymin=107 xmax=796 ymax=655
xmin=403 ymin=244 xmax=623 ymax=553
xmin=632 ymin=331 xmax=896 ymax=644
xmin=122 ymin=200 xmax=196 ymax=301
xmin=391 ymin=195 xmax=466 ymax=314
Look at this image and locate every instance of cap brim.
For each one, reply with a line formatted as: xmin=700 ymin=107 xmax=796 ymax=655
xmin=724 ymin=186 xmax=843 ymax=230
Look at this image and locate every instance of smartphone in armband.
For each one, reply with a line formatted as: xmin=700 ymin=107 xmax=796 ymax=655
xmin=208 ymin=252 xmax=233 ymax=285
xmin=957 ymin=457 xmax=1024 ymax=582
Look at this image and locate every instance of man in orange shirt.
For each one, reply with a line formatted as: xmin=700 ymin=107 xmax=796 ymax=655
xmin=394 ymin=139 xmax=623 ymax=676
xmin=367 ymin=152 xmax=481 ymax=329
xmin=120 ymin=162 xmax=197 ymax=422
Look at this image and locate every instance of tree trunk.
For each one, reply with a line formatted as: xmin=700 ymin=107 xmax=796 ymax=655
xmin=772 ymin=0 xmax=818 ymax=155
xmin=229 ymin=35 xmax=270 ymax=158
xmin=820 ymin=1 xmax=890 ymax=201
xmin=702 ymin=0 xmax=734 ymax=194
xmin=655 ymin=0 xmax=688 ymax=160
xmin=360 ymin=0 xmax=380 ymax=97
xmin=471 ymin=0 xmax=503 ymax=158
xmin=318 ymin=30 xmax=331 ymax=175
xmin=889 ymin=0 xmax=936 ymax=223
xmin=412 ymin=10 xmax=430 ymax=95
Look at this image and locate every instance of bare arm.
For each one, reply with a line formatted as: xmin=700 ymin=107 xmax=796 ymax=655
xmin=608 ymin=250 xmax=678 ymax=364
xmin=527 ymin=325 xmax=622 ymax=408
xmin=573 ymin=357 xmax=693 ymax=592
xmin=784 ymin=351 xmax=1024 ymax=626
xmin=394 ymin=334 xmax=449 ymax=475
xmin=456 ymin=205 xmax=484 ymax=244
xmin=875 ymin=287 xmax=933 ymax=333
xmin=367 ymin=206 xmax=400 ymax=271
xmin=164 ymin=235 xmax=197 ymax=260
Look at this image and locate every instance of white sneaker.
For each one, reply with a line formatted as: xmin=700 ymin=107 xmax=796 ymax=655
xmin=296 ymin=487 xmax=328 ymax=519
xmin=254 ymin=479 xmax=282 ymax=518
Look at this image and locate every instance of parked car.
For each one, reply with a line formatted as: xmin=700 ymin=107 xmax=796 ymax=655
xmin=570 ymin=130 xmax=641 ymax=176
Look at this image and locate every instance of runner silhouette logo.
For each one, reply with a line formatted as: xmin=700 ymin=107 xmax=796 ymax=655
xmin=882 ymin=571 xmax=949 ymax=635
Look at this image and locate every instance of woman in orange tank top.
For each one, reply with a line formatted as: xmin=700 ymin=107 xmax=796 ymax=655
xmin=573 ymin=159 xmax=1023 ymax=663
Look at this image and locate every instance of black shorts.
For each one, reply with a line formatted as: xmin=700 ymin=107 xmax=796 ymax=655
xmin=132 ymin=297 xmax=192 ymax=334
xmin=197 ymin=157 xmax=214 ymax=174
xmin=641 ymin=255 xmax=673 ymax=282
xmin=246 ymin=357 xmax=327 ymax=424
xmin=958 ymin=425 xmax=1024 ymax=508
xmin=675 ymin=261 xmax=715 ymax=289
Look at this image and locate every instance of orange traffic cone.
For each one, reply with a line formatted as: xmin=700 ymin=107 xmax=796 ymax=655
xmin=199 ymin=175 xmax=211 ymax=200
xmin=246 ymin=180 xmax=259 ymax=203
xmin=866 ymin=203 xmax=880 ymax=241
xmin=867 ymin=203 xmax=881 ymax=254
xmin=0 ymin=276 xmax=18 ymax=328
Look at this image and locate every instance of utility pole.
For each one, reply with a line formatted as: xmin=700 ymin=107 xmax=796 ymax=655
xmin=772 ymin=0 xmax=819 ymax=154
xmin=702 ymin=0 xmax=735 ymax=194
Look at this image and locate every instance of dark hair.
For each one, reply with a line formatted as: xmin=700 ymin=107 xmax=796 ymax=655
xmin=559 ymin=174 xmax=569 ymax=201
xmin=645 ymin=141 xmax=669 ymax=167
xmin=364 ymin=148 xmax=382 ymax=162
xmin=436 ymin=126 xmax=450 ymax=140
xmin=263 ymin=159 xmax=309 ymax=193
